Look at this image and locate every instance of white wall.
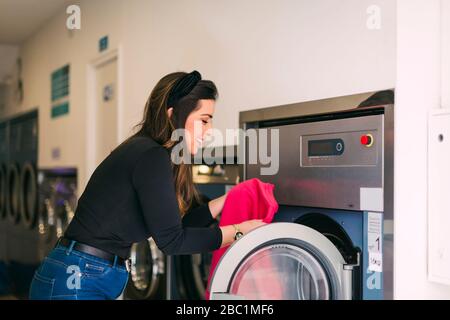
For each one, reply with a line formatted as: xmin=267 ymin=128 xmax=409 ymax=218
xmin=2 ymin=0 xmax=126 ymax=189
xmin=0 ymin=44 xmax=19 ymax=84
xmin=395 ymin=0 xmax=450 ymax=299
xmin=2 ymin=0 xmax=396 ymax=198
xmin=0 ymin=44 xmax=19 ymax=115
xmin=121 ymin=0 xmax=396 ymax=143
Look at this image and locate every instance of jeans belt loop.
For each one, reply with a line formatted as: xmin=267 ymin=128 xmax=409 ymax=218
xmin=66 ymin=240 xmax=76 ymax=256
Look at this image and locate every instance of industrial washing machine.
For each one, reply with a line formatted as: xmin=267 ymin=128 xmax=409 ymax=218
xmin=123 ymin=238 xmax=166 ymax=300
xmin=209 ymin=91 xmax=394 ymax=300
xmin=36 ymin=168 xmax=78 ymax=261
xmin=169 ymin=146 xmax=239 ymax=300
xmin=0 ymin=110 xmax=41 ymax=298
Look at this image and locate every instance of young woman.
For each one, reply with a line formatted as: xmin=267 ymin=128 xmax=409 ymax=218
xmin=29 ymin=70 xmax=265 ymax=300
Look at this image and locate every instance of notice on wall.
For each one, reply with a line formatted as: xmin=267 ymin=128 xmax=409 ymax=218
xmin=368 ymin=211 xmax=383 ymax=272
xmin=51 ymin=64 xmax=70 ymax=118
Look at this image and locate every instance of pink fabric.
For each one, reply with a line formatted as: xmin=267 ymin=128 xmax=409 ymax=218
xmin=205 ymin=178 xmax=279 ymax=299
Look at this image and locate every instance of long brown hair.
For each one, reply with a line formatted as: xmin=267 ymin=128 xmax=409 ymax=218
xmin=130 ymin=72 xmax=218 ymax=216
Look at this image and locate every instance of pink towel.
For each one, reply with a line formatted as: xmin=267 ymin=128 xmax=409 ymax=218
xmin=205 ymin=178 xmax=279 ymax=299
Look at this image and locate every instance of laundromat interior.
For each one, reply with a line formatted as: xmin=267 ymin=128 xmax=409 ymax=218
xmin=0 ymin=0 xmax=450 ymax=301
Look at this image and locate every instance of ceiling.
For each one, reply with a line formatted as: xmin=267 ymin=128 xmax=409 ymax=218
xmin=0 ymin=0 xmax=71 ymax=45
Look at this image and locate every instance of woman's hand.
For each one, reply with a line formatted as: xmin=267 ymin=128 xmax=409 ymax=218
xmin=238 ymin=219 xmax=266 ymax=234
xmin=219 ymin=219 xmax=267 ymax=248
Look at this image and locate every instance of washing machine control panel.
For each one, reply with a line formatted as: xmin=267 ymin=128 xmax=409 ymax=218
xmin=301 ymin=129 xmax=379 ymax=167
xmin=308 ymin=138 xmax=345 ymax=157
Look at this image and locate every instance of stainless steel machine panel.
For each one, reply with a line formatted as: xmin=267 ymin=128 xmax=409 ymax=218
xmin=301 ymin=130 xmax=379 ymax=167
xmin=245 ymin=114 xmax=384 ymax=211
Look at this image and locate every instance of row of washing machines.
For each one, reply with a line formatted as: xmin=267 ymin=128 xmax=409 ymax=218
xmin=0 ymin=162 xmax=39 ymax=229
xmin=0 ymin=110 xmax=41 ymax=297
xmin=0 ymin=165 xmax=78 ymax=297
xmin=0 ymin=110 xmax=39 ymax=232
xmin=0 ymin=105 xmax=82 ymax=298
xmin=0 ymin=165 xmax=76 ymax=244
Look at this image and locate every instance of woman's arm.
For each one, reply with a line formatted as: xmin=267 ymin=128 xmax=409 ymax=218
xmin=132 ymin=147 xmax=264 ymax=254
xmin=182 ymin=193 xmax=226 ymax=228
xmin=185 ymin=193 xmax=266 ymax=247
xmin=208 ymin=194 xmax=227 ymax=219
xmin=133 ymin=147 xmax=223 ymax=255
xmin=182 ymin=203 xmax=215 ymax=227
xmin=219 ymin=225 xmax=236 ymax=248
xmin=210 ymin=190 xmax=267 ymax=247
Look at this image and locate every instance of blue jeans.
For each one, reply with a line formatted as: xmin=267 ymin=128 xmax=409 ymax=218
xmin=29 ymin=242 xmax=129 ymax=300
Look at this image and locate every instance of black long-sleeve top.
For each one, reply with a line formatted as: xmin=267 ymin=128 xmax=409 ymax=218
xmin=64 ymin=135 xmax=222 ymax=259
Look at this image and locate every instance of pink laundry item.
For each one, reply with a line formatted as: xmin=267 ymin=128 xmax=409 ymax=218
xmin=205 ymin=178 xmax=280 ymax=299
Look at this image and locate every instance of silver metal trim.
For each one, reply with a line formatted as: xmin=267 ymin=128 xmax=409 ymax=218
xmin=239 ymin=92 xmax=379 ymax=125
xmin=125 ymin=259 xmax=131 ymax=273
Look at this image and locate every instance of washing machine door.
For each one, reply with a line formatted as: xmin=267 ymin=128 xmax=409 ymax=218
xmin=6 ymin=163 xmax=21 ymax=224
xmin=175 ymin=252 xmax=213 ymax=299
xmin=20 ymin=162 xmax=38 ymax=229
xmin=209 ymin=222 xmax=353 ymax=300
xmin=125 ymin=238 xmax=165 ymax=300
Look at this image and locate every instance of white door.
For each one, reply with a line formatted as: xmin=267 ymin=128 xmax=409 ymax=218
xmin=209 ymin=223 xmax=353 ymax=300
xmin=95 ymin=58 xmax=118 ymax=165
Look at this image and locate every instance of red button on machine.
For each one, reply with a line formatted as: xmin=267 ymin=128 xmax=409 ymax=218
xmin=360 ymin=134 xmax=373 ymax=147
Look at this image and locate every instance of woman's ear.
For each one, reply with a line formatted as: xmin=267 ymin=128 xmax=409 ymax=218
xmin=167 ymin=107 xmax=174 ymax=118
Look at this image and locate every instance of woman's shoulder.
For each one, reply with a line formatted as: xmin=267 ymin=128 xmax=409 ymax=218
xmin=128 ymin=134 xmax=159 ymax=146
xmin=120 ymin=134 xmax=160 ymax=148
xmin=118 ymin=134 xmax=168 ymax=159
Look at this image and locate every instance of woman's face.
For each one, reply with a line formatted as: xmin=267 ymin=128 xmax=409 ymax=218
xmin=184 ymin=99 xmax=215 ymax=155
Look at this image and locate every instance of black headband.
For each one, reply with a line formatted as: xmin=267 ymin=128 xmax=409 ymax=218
xmin=167 ymin=70 xmax=202 ymax=107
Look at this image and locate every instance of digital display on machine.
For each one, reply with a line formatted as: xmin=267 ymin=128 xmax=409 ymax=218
xmin=308 ymin=139 xmax=345 ymax=157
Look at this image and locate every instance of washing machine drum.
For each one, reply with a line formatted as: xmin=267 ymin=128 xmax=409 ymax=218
xmin=125 ymin=238 xmax=164 ymax=300
xmin=37 ymin=199 xmax=57 ymax=261
xmin=20 ymin=162 xmax=38 ymax=229
xmin=209 ymin=223 xmax=353 ymax=300
xmin=6 ymin=163 xmax=21 ymax=224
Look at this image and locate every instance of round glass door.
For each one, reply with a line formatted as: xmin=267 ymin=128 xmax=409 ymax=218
xmin=229 ymin=244 xmax=330 ymax=300
xmin=209 ymin=223 xmax=349 ymax=300
xmin=130 ymin=241 xmax=153 ymax=291
xmin=125 ymin=238 xmax=164 ymax=299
